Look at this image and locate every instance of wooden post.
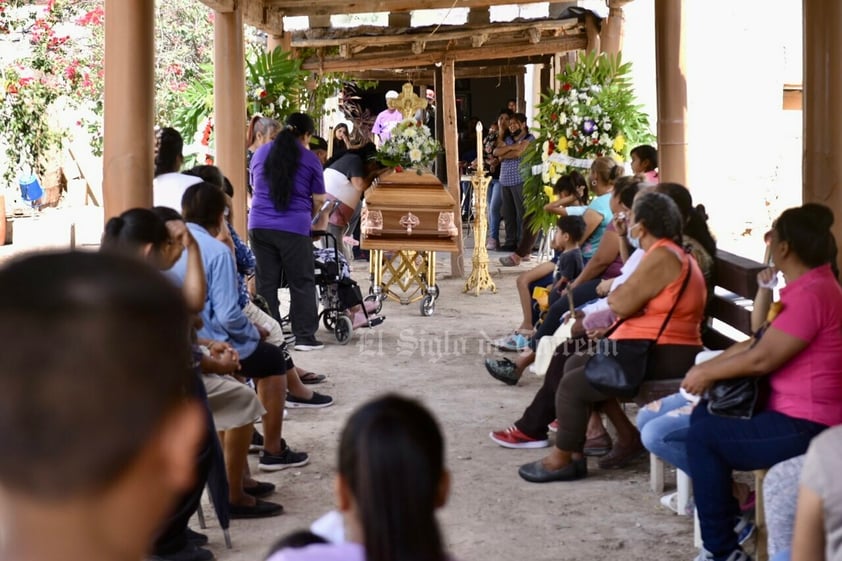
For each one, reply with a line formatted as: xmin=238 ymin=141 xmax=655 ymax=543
xmin=532 ymin=63 xmax=544 ymax=123
xmin=103 ymin=0 xmax=155 ymax=219
xmin=267 ymin=33 xmax=290 ymax=53
xmin=584 ymin=11 xmax=601 ymax=54
xmin=654 ymin=0 xmax=688 ymax=186
xmin=803 ymin=0 xmax=842 ymax=266
xmin=434 ymin=65 xmax=446 ymax=184
xmin=441 ymin=58 xmax=465 ymax=278
xmin=515 ymin=73 xmax=525 ymax=113
xmin=600 ymin=1 xmax=629 ymax=55
xmin=214 ymin=7 xmax=248 ymax=235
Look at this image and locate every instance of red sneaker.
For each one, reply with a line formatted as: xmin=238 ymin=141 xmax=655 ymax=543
xmin=547 ymin=419 xmax=559 ymax=432
xmin=489 ymin=426 xmax=549 ymax=449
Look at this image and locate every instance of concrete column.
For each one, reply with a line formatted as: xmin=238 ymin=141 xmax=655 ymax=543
xmin=654 ymin=0 xmax=688 ymax=186
xmin=803 ymin=0 xmax=842 ymax=257
xmin=103 ymin=0 xmax=155 ymax=219
xmin=214 ymin=8 xmax=248 ymax=235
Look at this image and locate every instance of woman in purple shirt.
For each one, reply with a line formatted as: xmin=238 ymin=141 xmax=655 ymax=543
xmin=250 ymin=113 xmax=328 ymax=351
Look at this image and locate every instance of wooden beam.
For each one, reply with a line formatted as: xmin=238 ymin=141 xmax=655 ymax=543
xmin=263 ymin=0 xmax=553 ymax=17
xmin=341 ymin=64 xmax=528 ymax=83
xmin=290 ymin=19 xmax=580 ymax=49
xmin=467 ymin=7 xmax=490 ymax=25
xmin=441 ymin=58 xmax=465 ymax=278
xmin=197 ymin=0 xmax=235 ymax=12
xmin=299 ymin=35 xmax=586 ymax=72
xmin=308 ymin=15 xmax=331 ymax=28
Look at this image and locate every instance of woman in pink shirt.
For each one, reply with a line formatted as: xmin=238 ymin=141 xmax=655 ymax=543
xmin=682 ymin=203 xmax=842 ymax=561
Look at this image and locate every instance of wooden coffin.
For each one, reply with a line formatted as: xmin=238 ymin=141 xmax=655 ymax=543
xmin=361 ymin=170 xmax=459 ymax=252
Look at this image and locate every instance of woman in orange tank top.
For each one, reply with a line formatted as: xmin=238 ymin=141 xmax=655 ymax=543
xmin=519 ymin=191 xmax=707 ymax=483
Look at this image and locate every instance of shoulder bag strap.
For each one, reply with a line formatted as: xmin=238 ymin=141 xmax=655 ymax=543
xmin=653 ymin=251 xmax=693 ymax=343
xmin=597 ymin=247 xmax=693 ymax=341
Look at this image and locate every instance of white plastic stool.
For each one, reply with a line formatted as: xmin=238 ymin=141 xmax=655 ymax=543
xmin=650 ymin=454 xmax=693 ymax=516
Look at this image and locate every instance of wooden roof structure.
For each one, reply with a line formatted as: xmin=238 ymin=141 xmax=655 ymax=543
xmin=202 ymin=0 xmax=573 ymax=31
xmin=100 ymin=0 xmax=842 ymax=276
xmin=289 ymin=17 xmax=586 ymax=72
xmin=199 ymin=1 xmax=594 ymax=75
xmin=194 ymin=1 xmax=600 ymax=274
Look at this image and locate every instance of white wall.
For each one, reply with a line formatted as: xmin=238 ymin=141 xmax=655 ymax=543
xmin=578 ymin=0 xmax=802 ymax=258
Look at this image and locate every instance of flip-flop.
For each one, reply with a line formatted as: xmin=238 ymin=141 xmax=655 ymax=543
xmin=299 ymin=371 xmax=326 ymax=385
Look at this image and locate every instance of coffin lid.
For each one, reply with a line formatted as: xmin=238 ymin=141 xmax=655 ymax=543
xmin=366 ymin=170 xmax=457 ymax=209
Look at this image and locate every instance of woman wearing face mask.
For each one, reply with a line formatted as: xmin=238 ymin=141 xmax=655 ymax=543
xmin=518 ymin=192 xmax=708 ymax=483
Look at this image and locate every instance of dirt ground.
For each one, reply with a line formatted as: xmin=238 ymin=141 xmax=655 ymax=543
xmin=0 ymin=225 xmax=707 ymax=561
xmin=198 ymin=247 xmax=705 ymax=561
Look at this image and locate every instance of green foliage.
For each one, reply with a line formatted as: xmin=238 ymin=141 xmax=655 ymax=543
xmin=0 ymin=0 xmax=374 ymax=186
xmin=521 ymin=52 xmax=654 ymax=233
xmin=245 ymin=46 xmax=309 ymax=120
xmin=0 ymin=0 xmax=88 ymax=186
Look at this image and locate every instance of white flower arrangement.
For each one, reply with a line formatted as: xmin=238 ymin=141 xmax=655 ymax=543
xmin=375 ymin=118 xmax=442 ymax=172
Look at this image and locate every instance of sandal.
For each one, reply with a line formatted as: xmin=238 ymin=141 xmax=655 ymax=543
xmin=299 ymin=371 xmax=326 ymax=385
xmin=499 ymin=254 xmax=521 ymax=267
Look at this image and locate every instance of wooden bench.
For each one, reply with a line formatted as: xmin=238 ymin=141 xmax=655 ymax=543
xmin=636 ymin=249 xmax=769 ymax=558
xmin=634 ymin=248 xmax=767 ymax=406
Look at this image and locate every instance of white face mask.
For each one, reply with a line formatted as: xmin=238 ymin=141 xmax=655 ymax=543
xmin=627 ymin=223 xmax=641 ymax=249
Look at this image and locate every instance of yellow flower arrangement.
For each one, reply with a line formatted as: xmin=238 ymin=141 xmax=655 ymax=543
xmin=613 ymin=134 xmax=626 ymax=154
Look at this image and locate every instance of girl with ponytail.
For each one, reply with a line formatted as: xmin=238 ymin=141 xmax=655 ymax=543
xmin=268 ymin=394 xmax=454 ymax=561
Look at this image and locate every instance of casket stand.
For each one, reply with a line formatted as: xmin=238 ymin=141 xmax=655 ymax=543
xmin=360 ymin=169 xmax=459 ymax=316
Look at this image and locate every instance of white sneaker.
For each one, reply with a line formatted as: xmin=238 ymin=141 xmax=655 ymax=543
xmin=660 ymin=491 xmax=695 ymax=515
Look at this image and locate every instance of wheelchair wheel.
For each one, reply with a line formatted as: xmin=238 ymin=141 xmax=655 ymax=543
xmin=420 ymin=294 xmax=435 ymax=317
xmin=334 ymin=314 xmax=353 ymax=345
xmin=322 ymin=313 xmax=336 ymax=331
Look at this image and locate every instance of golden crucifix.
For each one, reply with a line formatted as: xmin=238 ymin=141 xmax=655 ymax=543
xmin=388 ymin=83 xmax=428 ymax=119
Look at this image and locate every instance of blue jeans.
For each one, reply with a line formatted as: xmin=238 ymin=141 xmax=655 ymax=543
xmin=637 ymin=392 xmax=692 ymax=474
xmin=688 ymin=404 xmax=826 ymax=561
xmin=771 ymin=549 xmax=790 ymax=561
xmin=487 ymin=179 xmax=502 ymax=241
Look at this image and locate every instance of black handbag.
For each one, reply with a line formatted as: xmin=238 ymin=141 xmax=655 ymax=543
xmin=706 ymin=377 xmax=758 ymax=419
xmin=705 ymin=323 xmax=770 ymax=419
xmin=585 ymin=261 xmax=692 ymax=398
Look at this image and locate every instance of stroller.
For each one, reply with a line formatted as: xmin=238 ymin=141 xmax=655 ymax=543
xmin=313 ymin=229 xmax=383 ymax=345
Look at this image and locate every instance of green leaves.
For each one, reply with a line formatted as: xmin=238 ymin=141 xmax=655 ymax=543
xmin=520 ymin=52 xmax=654 ymax=234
